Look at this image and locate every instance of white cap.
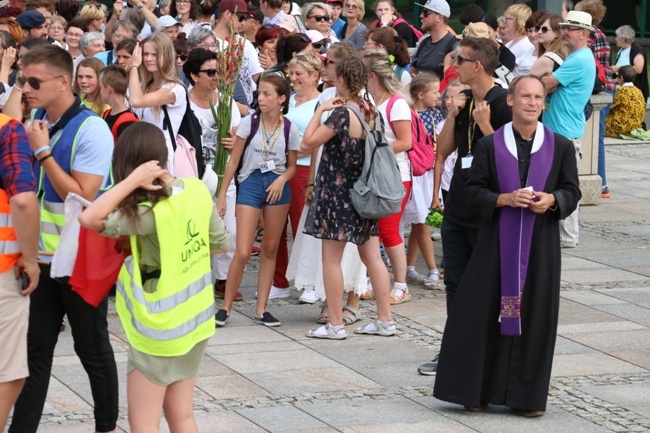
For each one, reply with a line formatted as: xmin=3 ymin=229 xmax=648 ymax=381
xmin=415 ymin=0 xmax=450 ymax=18
xmin=156 ymin=15 xmax=182 ymax=31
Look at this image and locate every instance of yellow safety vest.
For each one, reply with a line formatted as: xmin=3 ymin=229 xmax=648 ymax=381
xmin=116 ymin=178 xmax=215 ymax=357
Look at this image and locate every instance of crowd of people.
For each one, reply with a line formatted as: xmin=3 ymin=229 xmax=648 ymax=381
xmin=0 ymin=0 xmax=646 ymax=431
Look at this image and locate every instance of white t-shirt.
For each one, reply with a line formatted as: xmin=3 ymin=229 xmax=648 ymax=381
xmin=135 ymin=82 xmax=187 ymax=175
xmin=378 ymin=97 xmax=411 ymax=182
xmin=235 ymin=114 xmax=301 ymax=183
xmin=189 ymin=97 xmax=242 ymax=166
xmin=506 ymin=37 xmax=537 ymax=76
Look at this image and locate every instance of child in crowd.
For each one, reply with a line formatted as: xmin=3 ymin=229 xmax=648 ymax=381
xmin=99 ymin=64 xmax=139 ymax=142
xmin=605 ymin=65 xmax=646 ymax=137
xmin=79 ymin=123 xmax=229 ymax=433
xmin=75 ymin=57 xmax=110 ymax=116
xmin=404 ymin=72 xmax=442 ymax=288
xmin=216 ymin=74 xmax=300 ymax=328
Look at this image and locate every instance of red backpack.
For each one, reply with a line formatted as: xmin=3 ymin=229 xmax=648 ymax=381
xmin=386 ymin=95 xmax=435 ymax=177
xmin=392 ymin=17 xmax=424 ymax=42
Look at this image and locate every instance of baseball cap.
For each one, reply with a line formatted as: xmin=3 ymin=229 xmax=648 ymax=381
xmin=456 ymin=22 xmax=492 ymax=40
xmin=246 ymin=6 xmax=264 ymax=25
xmin=415 ymin=0 xmax=451 ymax=19
xmin=305 ymin=30 xmax=329 ymax=43
xmin=16 ymin=10 xmax=46 ymax=30
xmin=276 ymin=14 xmax=297 ymax=33
xmin=326 ymin=0 xmax=344 ymax=5
xmin=218 ymin=0 xmax=253 ymax=16
xmin=156 ymin=15 xmax=182 ymax=31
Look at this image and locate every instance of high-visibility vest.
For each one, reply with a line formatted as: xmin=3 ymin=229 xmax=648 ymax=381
xmin=116 ymin=178 xmax=215 ymax=357
xmin=0 ymin=114 xmax=21 ymax=272
xmin=31 ymin=106 xmax=113 ymax=253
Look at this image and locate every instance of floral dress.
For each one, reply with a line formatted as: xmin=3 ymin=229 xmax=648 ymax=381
xmin=304 ymin=107 xmax=378 ymax=245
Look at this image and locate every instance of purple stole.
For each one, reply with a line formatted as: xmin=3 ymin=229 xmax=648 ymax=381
xmin=494 ymin=123 xmax=554 ymax=336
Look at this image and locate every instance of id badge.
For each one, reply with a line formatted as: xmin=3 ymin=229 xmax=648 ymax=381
xmin=461 ymin=156 xmax=474 ymax=169
xmin=259 ymin=160 xmax=276 ymax=173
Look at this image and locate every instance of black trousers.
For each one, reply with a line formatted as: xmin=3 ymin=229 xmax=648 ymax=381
xmin=9 ymin=264 xmax=118 ymax=433
xmin=440 ymin=218 xmax=478 ymax=314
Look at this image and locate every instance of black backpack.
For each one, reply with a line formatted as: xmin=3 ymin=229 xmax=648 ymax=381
xmin=162 ymin=87 xmax=206 ymax=178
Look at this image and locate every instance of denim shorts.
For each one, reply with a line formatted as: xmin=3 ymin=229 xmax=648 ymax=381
xmin=237 ymin=169 xmax=291 ymax=209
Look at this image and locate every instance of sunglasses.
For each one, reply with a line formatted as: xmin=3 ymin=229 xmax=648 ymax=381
xmin=308 ymin=14 xmax=330 ymax=22
xmin=312 ymin=41 xmax=326 ymax=49
xmin=176 ymin=54 xmax=188 ymax=61
xmin=535 ymin=26 xmax=550 ymax=33
xmin=323 ymin=58 xmax=336 ymax=67
xmin=422 ymin=9 xmax=437 ymax=17
xmin=237 ymin=14 xmax=248 ymax=22
xmin=455 ymin=54 xmax=477 ymax=65
xmin=199 ymin=68 xmax=217 ymax=77
xmin=299 ymin=33 xmax=311 ymax=43
xmin=21 ymin=75 xmax=64 ymax=90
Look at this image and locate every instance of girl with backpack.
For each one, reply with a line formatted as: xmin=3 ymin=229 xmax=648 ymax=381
xmin=403 ymin=72 xmax=442 ymax=289
xmin=79 ymin=123 xmax=230 ymax=433
xmin=302 ymin=55 xmax=395 ymax=339
xmin=215 ymin=75 xmax=300 ymax=328
xmin=371 ymin=0 xmax=421 ymax=48
xmin=361 ymin=48 xmax=413 ymax=306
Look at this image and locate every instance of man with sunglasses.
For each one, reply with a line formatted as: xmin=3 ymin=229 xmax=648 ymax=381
xmin=541 ymin=11 xmax=595 ymax=249
xmin=9 ymin=45 xmax=117 ymax=433
xmin=418 ymin=36 xmax=512 ymax=377
xmin=411 ymin=0 xmax=456 ymax=79
xmin=214 ymin=0 xmax=263 ymax=112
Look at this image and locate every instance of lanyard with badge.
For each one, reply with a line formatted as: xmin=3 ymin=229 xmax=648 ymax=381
xmin=259 ymin=116 xmax=282 ymax=173
xmin=462 ymin=98 xmax=477 ymax=170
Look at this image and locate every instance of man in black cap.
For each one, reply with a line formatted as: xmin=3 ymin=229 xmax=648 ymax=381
xmin=16 ymin=10 xmax=48 ymax=41
xmin=242 ymin=5 xmax=265 ymax=46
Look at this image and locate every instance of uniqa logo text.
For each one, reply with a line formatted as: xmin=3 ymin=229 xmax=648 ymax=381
xmin=181 ymin=237 xmax=207 ymax=262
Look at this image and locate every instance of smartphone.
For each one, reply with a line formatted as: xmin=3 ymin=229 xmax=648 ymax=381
xmin=19 ymin=270 xmax=29 ymax=291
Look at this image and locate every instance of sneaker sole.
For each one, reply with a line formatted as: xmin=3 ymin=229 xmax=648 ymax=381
xmin=305 ymin=332 xmax=346 ymax=340
xmin=417 ymin=369 xmax=437 ymax=376
xmin=257 ymin=321 xmax=281 ymax=327
xmin=299 ymin=297 xmax=318 ymax=304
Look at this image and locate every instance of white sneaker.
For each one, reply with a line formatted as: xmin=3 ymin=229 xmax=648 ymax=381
xmin=299 ymin=288 xmax=318 ymax=304
xmin=256 ymin=285 xmax=291 ymax=300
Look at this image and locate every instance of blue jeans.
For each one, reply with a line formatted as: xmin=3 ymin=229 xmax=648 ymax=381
xmin=598 ymin=90 xmax=614 ymax=187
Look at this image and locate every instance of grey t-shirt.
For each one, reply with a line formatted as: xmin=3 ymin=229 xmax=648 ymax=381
xmin=412 ymin=32 xmax=456 ymax=79
xmin=236 ymin=114 xmax=300 ymax=184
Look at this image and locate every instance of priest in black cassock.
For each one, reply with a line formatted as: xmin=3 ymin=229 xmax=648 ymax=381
xmin=433 ymin=75 xmax=581 ymax=417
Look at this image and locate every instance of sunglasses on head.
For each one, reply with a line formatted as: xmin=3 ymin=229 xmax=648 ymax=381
xmin=20 ymin=75 xmax=64 ymax=90
xmin=199 ymin=68 xmax=217 ymax=77
xmin=176 ymin=54 xmax=188 ymax=61
xmin=535 ymin=26 xmax=550 ymax=33
xmin=309 ymin=14 xmax=330 ymax=22
xmin=299 ymin=33 xmax=311 ymax=43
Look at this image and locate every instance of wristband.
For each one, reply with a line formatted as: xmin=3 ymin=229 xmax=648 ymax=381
xmin=34 ymin=146 xmax=50 ymax=157
xmin=305 ymin=183 xmax=314 ymax=188
xmin=38 ymin=154 xmax=53 ymax=163
xmin=14 ymin=85 xmax=22 ymax=92
xmin=130 ymin=65 xmax=139 ymax=71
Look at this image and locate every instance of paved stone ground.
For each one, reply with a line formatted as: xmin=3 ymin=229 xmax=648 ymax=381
xmin=8 ymin=142 xmax=650 ymax=433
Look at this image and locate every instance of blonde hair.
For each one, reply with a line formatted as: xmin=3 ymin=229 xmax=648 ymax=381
xmin=80 ymin=2 xmax=105 ymax=25
xmin=74 ymin=57 xmax=107 ymax=115
xmin=139 ymin=32 xmax=183 ymax=118
xmin=343 ymin=0 xmax=365 ymax=20
xmin=362 ymin=48 xmax=408 ymax=102
xmin=504 ymin=4 xmax=532 ymax=36
xmin=288 ymin=51 xmax=323 ymax=81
